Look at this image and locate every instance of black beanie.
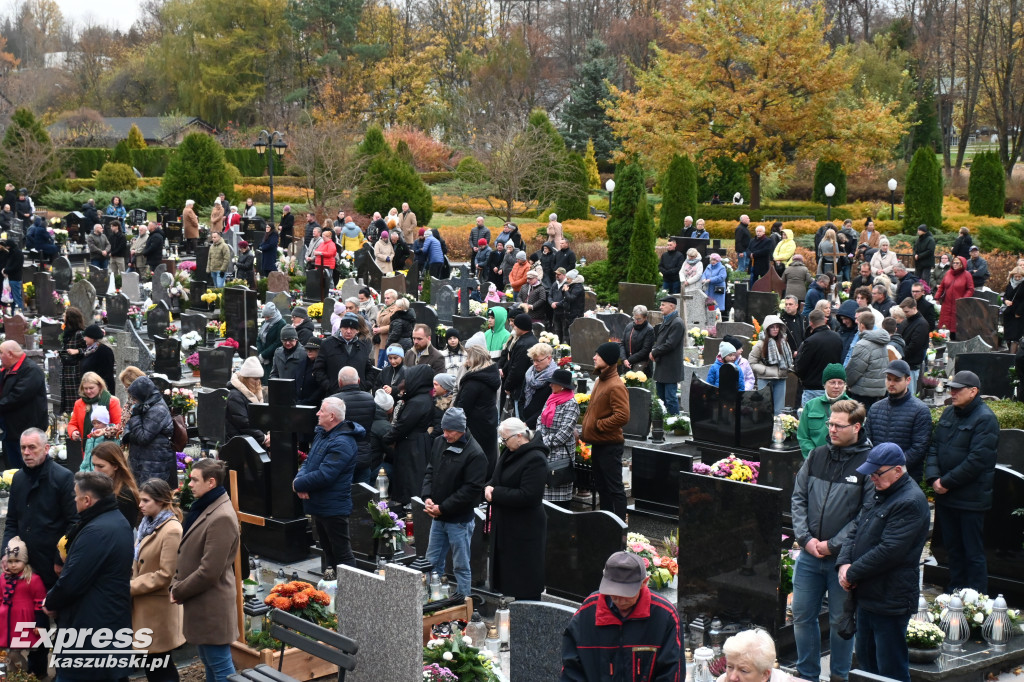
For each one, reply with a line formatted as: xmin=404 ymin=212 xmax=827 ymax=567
xmin=596 ymin=341 xmax=620 ymax=367
xmin=514 ymin=313 xmax=533 ymax=332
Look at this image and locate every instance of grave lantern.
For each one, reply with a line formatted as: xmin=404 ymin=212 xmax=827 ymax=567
xmin=692 ymin=647 xmax=715 ymax=682
xmin=939 ymin=595 xmax=971 ymax=652
xmin=982 ymin=594 xmax=1013 ymax=650
xmin=376 ymin=467 xmax=390 ymax=500
xmin=913 ymin=595 xmax=931 ymax=623
xmin=708 ymin=617 xmax=724 ymax=655
xmin=771 ymin=416 xmax=786 ymax=447
xmin=243 ymin=596 xmax=270 ymax=637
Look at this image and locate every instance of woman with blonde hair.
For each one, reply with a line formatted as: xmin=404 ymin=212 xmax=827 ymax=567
xmin=717 ymin=629 xmax=791 ymax=682
xmin=225 ymin=357 xmax=269 ymax=447
xmin=680 ymin=248 xmax=704 ymax=298
xmin=372 ymin=289 xmax=400 ymax=366
xmin=118 ymin=366 xmax=146 ymax=432
xmin=90 ymin=441 xmax=140 ymax=528
xmin=817 ymin=228 xmax=840 ymax=275
xmin=68 ymin=371 xmax=122 ymax=449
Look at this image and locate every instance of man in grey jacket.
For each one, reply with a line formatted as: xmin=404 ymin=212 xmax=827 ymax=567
xmin=650 ymin=296 xmax=685 ymax=415
xmin=791 ymin=399 xmax=874 ymax=682
xmin=845 ymin=311 xmax=890 ymax=410
xmin=87 ymin=223 xmax=110 ymax=269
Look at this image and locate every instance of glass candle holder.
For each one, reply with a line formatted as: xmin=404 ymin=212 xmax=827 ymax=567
xmin=940 ymin=595 xmax=971 ymax=652
xmin=982 ymin=594 xmax=1013 ymax=651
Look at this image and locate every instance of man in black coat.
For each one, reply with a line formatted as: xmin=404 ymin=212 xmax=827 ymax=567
xmin=658 ymin=238 xmax=685 ymax=294
xmin=838 ymin=444 xmax=930 ymax=682
xmin=81 ymin=199 xmax=100 ymax=227
xmin=910 ymin=283 xmax=937 ymax=331
xmin=390 ymin=231 xmax=410 ymax=271
xmin=735 ymin=215 xmax=751 ymax=272
xmin=303 ymin=212 xmax=320 ymax=246
xmin=898 ymin=298 xmax=930 ymax=395
xmin=383 ymin=365 xmax=435 ymax=505
xmin=313 ymin=315 xmax=375 ymax=394
xmin=748 ymin=224 xmax=774 ymax=285
xmin=893 ymin=264 xmax=919 ymax=303
xmin=795 ymin=311 xmax=844 ymax=406
xmin=332 ymin=366 xmax=377 ymax=485
xmin=499 ymin=314 xmax=537 ymax=407
xmin=142 ymin=221 xmax=166 ymax=272
xmin=650 ymin=297 xmax=685 ymax=415
xmin=421 ymin=407 xmax=486 ymax=598
xmin=562 ymin=271 xmax=585 ymax=342
xmin=553 ymin=238 xmax=576 ymax=274
xmin=781 ymin=296 xmax=806 ymax=353
xmin=0 ymin=341 xmax=48 ymax=468
xmin=42 ymin=471 xmax=133 ymax=678
xmin=925 ymin=371 xmax=999 ymax=592
xmin=107 ymin=221 xmax=128 ymax=278
xmin=549 ymin=269 xmax=568 ymax=339
xmin=913 ymin=224 xmax=935 ymax=282
xmin=297 ymin=339 xmax=326 ymax=408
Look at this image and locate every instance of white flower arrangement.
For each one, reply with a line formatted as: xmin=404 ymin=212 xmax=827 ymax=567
xmin=180 ymin=331 xmax=203 ymax=351
xmin=906 ymin=620 xmax=945 ymax=649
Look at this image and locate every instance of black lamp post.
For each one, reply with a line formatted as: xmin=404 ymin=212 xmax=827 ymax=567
xmin=888 ymin=178 xmax=897 ymax=220
xmin=253 ymin=130 xmax=287 ymax=226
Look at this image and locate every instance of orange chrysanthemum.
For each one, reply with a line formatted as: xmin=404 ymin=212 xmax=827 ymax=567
xmin=270 ymin=597 xmax=292 ymax=610
xmin=313 ymin=591 xmax=331 ymax=606
xmin=292 ymin=593 xmax=310 ymax=609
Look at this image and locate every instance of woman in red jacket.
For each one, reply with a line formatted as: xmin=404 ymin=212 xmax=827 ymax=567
xmin=935 ymin=255 xmax=975 ymax=336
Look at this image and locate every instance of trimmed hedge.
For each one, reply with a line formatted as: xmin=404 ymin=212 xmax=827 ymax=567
xmin=65 ymin=147 xmax=281 ymax=179
xmin=683 ymin=202 xmax=854 ymax=222
xmin=223 ymin=148 xmax=285 ymax=177
xmin=812 ymin=159 xmax=847 ymax=205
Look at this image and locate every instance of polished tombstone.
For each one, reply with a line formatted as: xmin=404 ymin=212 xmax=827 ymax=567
xmin=974 ymin=288 xmax=1003 ymax=308
xmin=321 ymin=297 xmax=336 ymax=328
xmin=747 ymin=291 xmax=781 ymax=326
xmin=956 ymin=297 xmax=1000 ymax=349
xmin=450 ymin=314 xmax=484 ymax=342
xmin=121 ymin=271 xmax=141 ymax=302
xmin=717 ymin=322 xmax=756 ymax=339
xmin=751 ymin=266 xmax=786 ymax=297
xmin=944 ymin=335 xmax=993 ymax=376
xmin=732 ymin=283 xmax=749 ymax=323
xmin=381 ymin=274 xmax=406 ymax=296
xmin=87 ymin=265 xmax=110 ymax=299
xmin=510 ymin=601 xmax=577 ymax=682
xmin=926 ymin=465 xmax=1024 ymax=604
xmin=222 ymin=286 xmax=258 ymax=357
xmin=757 ymin=445 xmax=803 ymax=519
xmin=544 ymin=502 xmax=626 ymax=602
xmin=406 ymin=259 xmax=419 ymax=298
xmin=68 ymin=280 xmax=97 ymax=315
xmin=304 ymin=268 xmax=333 ymax=302
xmin=336 ymin=563 xmax=423 ymax=682
xmin=179 ymin=312 xmax=206 ymax=339
xmin=996 ymin=429 xmax=1024 ymax=471
xmin=409 ymin=497 xmax=486 ymax=585
xmin=349 ymin=483 xmax=414 ymax=569
xmin=954 ymin=352 xmax=1015 ymax=398
xmin=358 ymin=258 xmax=385 ymax=294
xmin=266 ymin=271 xmax=289 ymax=293
xmin=3 ymin=313 xmax=27 ymax=346
xmin=106 ymin=293 xmax=130 ymax=328
xmin=435 ymin=285 xmax=457 ymax=324
xmin=196 ymin=387 xmax=229 ymax=445
xmin=412 ymin=302 xmax=438 ymax=332
xmin=629 ymin=446 xmax=694 ymax=520
xmin=33 ymin=272 xmax=60 ymax=317
xmin=151 ymin=264 xmax=171 ymax=308
xmin=46 ymin=355 xmax=60 ymax=403
xmin=448 ymin=275 xmax=478 ymax=316
xmin=569 ymin=317 xmax=611 ymax=372
xmin=689 ymin=364 xmax=773 ymax=451
xmin=152 ymin=334 xmax=182 ymax=380
xmin=146 ymin=301 xmax=171 ymax=339
xmin=429 ymin=277 xmax=449 ymax=305
xmin=618 ymin=283 xmax=657 ymax=317
xmin=596 ymin=312 xmax=630 ymax=342
xmin=623 ymin=386 xmax=651 ymax=441
xmin=40 ymin=320 xmax=63 ymax=351
xmin=584 ymin=289 xmax=597 ymax=312
xmin=270 ymin=291 xmax=291 ymax=318
xmin=677 ymin=471 xmax=786 ymax=635
xmin=51 ymin=256 xmax=73 ymax=291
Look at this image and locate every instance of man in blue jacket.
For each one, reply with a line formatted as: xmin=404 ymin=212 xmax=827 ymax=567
xmin=561 ymin=551 xmax=681 ymax=682
xmin=293 ymin=396 xmax=363 ymax=571
xmin=865 ymin=360 xmax=932 ymax=482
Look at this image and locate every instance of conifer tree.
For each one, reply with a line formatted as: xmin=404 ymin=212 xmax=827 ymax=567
xmin=606 ymin=161 xmax=646 ymax=286
xmin=627 ymin=195 xmax=659 ymax=286
xmin=903 ymin=146 xmax=943 ymax=233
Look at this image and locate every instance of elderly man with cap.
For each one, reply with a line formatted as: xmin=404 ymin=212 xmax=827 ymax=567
xmin=650 ymin=296 xmax=685 ymax=415
xmin=421 ymin=407 xmax=486 ymax=598
xmin=925 ymin=370 xmax=999 ymax=592
xmin=838 ymin=443 xmax=930 ymax=682
xmin=291 ymin=306 xmax=315 ymax=345
xmin=796 ymin=364 xmax=849 ymax=458
xmin=560 ymin=550 xmax=681 ymax=682
xmin=581 ymin=342 xmax=630 ymax=519
xmin=314 ymin=312 xmax=374 ymax=394
xmin=966 ymin=245 xmax=990 ymax=288
xmin=499 ymin=313 xmax=538 ymax=414
xmin=255 ymin=303 xmax=286 ymax=384
xmin=270 ymin=326 xmax=303 ymax=382
xmin=865 ymin=359 xmax=932 ymax=483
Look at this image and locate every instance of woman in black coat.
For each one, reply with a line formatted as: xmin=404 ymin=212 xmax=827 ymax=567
xmin=79 ymin=325 xmax=116 ymax=394
xmin=259 ymin=226 xmax=279 ymax=276
xmin=386 ymin=300 xmax=417 ymax=352
xmin=454 ymin=345 xmax=501 ymax=476
xmin=485 ymin=418 xmax=548 ymax=601
xmin=619 ymin=308 xmax=655 ymax=375
xmin=58 ymin=306 xmax=88 ymax=415
xmin=225 ymin=358 xmax=269 ymax=445
xmin=1003 ymin=267 xmax=1024 ymax=353
xmin=383 ymin=364 xmax=435 ymax=505
xmin=124 ymin=376 xmax=176 ymax=487
xmin=951 ymin=227 xmax=974 ymax=261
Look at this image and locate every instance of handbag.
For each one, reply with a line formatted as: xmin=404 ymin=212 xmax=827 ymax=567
xmin=171 ymin=413 xmax=188 ymax=451
xmin=547 ymin=456 xmax=575 ymax=487
xmin=714 ymin=286 xmax=725 ymax=295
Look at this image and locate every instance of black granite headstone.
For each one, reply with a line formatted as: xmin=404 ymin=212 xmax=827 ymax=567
xmin=436 ymin=285 xmax=456 ymax=324
xmin=413 ymin=302 xmax=438 ymax=332
xmin=956 ymin=297 xmax=1000 ymax=349
xmin=222 ymin=435 xmax=272 ymax=516
xmin=304 ymin=268 xmax=332 ymax=302
xmin=623 ymin=386 xmax=651 ymax=440
xmin=689 ymin=364 xmax=774 ymax=449
xmin=196 ymin=387 xmax=228 ymax=444
xmin=152 ymin=334 xmax=182 ymax=380
xmin=732 ymin=283 xmax=749 ymax=323
xmin=757 ymin=445 xmax=803 ymax=513
xmin=222 ymin=286 xmax=258 ymax=357
xmin=51 ymin=257 xmax=73 ymax=291
xmin=146 ymin=301 xmax=171 ymax=338
xmin=996 ymin=429 xmax=1024 ymax=471
xmin=953 ymin=352 xmax=1015 ymax=398
xmin=106 ymin=293 xmax=130 ymax=328
xmin=629 ymin=446 xmax=694 ymax=519
xmin=180 ymin=312 xmax=206 ymax=339
xmin=596 ymin=312 xmax=631 ymax=342
xmin=747 ymin=291 xmax=780 ymax=326
xmin=543 ymin=502 xmax=627 ymax=602
xmin=349 ymin=483 xmax=414 ymax=569
xmin=429 ymin=278 xmax=450 ymax=305
xmin=87 ymin=265 xmax=110 ymax=298
xmin=33 ymin=272 xmax=59 ymax=317
xmin=451 ymin=314 xmax=484 ymax=342
xmin=192 ymin=245 xmax=210 ymax=285
xmin=198 ymin=347 xmax=234 ymax=389
xmin=569 ymin=317 xmax=611 ymax=372
xmin=41 ymin=320 xmax=63 ymax=351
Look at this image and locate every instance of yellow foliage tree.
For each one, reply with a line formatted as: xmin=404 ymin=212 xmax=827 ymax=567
xmin=607 ymin=0 xmax=908 ymax=208
xmin=584 ymin=139 xmax=601 ymax=189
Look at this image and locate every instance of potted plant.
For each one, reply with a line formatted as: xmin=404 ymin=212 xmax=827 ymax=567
xmin=906 ymin=620 xmax=944 ymax=663
xmin=186 ymin=352 xmax=201 ymax=376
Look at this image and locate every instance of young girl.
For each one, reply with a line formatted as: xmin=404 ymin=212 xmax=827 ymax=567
xmin=0 ymin=537 xmax=47 ymax=676
xmin=80 ymin=404 xmax=111 ymax=470
xmin=442 ymin=329 xmax=466 ymax=373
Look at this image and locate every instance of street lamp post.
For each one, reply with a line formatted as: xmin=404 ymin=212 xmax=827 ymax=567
xmin=888 ymin=178 xmax=898 ymax=220
xmin=253 ymin=130 xmax=288 ymax=227
xmin=824 ymin=183 xmax=835 ymax=222
xmin=605 ymin=178 xmax=616 ymax=212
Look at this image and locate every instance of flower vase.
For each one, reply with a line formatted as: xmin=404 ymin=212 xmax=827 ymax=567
xmin=651 ymin=417 xmax=665 ymax=443
xmin=191 ymin=368 xmax=201 ymax=377
xmin=908 ymin=647 xmax=942 ymax=664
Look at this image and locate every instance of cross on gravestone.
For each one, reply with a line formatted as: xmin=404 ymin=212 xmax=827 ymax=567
xmin=569 ymin=317 xmax=611 ymax=371
xmin=198 ymin=347 xmax=234 ymax=390
xmin=2 ymin=313 xmax=27 ymax=346
xmin=246 ymin=379 xmax=318 ymax=520
xmin=266 ymin=271 xmax=289 ymax=293
xmin=51 ymin=257 xmax=73 ymax=291
xmin=121 ymin=271 xmax=141 ymax=302
xmin=222 ymin=286 xmax=258 ymax=357
xmin=304 ymin=268 xmax=332 ymax=302
xmin=68 ymin=280 xmax=97 ymax=315
xmin=146 ymin=301 xmax=171 ymax=338
xmin=448 ymin=276 xmax=478 ymax=316
xmin=956 ymin=297 xmax=1000 ymax=349
xmin=87 ymin=266 xmax=110 ymax=299
xmin=152 ymin=334 xmax=182 ymax=380
xmin=435 ymin=285 xmax=457 ymax=324
xmin=33 ymin=272 xmax=60 ymax=317
xmin=106 ymin=293 xmax=130 ymax=328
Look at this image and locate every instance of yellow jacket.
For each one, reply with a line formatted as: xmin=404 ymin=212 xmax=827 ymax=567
xmin=773 ymin=229 xmax=796 ymax=266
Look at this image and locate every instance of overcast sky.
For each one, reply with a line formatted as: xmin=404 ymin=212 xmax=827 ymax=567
xmin=53 ymin=0 xmax=142 ymax=32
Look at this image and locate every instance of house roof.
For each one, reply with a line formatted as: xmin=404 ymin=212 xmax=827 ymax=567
xmin=48 ymin=116 xmax=215 ymax=143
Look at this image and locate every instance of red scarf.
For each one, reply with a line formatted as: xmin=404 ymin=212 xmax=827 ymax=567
xmin=540 ymin=389 xmax=575 ymax=428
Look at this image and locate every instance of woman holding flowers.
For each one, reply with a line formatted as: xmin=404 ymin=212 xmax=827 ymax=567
xmin=749 ymin=315 xmax=794 ymax=415
xmin=536 ymin=369 xmax=578 ymax=507
xmin=68 ymin=371 xmax=122 ymax=448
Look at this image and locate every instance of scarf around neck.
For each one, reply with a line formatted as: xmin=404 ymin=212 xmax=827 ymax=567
xmin=541 ymin=389 xmax=574 ymax=428
xmin=83 ymin=390 xmax=112 ymax=436
xmin=135 ymin=509 xmax=174 ymax=561
xmin=183 ymin=487 xmax=226 ymax=535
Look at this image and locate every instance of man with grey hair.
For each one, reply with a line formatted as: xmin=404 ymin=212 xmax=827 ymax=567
xmin=893 ymin=262 xmax=920 ymax=302
xmin=332 ymin=367 xmax=377 ymax=484
xmin=871 ymin=283 xmax=895 ymax=318
xmin=681 ymin=215 xmax=694 ymax=237
xmin=422 ymin=407 xmax=486 ymax=597
xmin=547 ymin=212 xmax=562 ymax=245
xmin=803 ymin=274 xmax=831 ymax=319
xmin=87 ymin=223 xmax=110 ymax=269
xmin=293 ymin=396 xmax=364 ymax=570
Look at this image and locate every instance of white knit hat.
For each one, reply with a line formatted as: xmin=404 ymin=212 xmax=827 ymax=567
xmin=238 ymin=356 xmax=264 ymax=378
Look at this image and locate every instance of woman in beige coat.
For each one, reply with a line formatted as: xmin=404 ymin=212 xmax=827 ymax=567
xmin=131 ymin=478 xmax=185 ymax=681
xmin=209 ymin=198 xmax=225 ymax=233
xmin=372 ymin=288 xmax=399 ymax=366
xmin=374 ymin=230 xmax=395 ymax=273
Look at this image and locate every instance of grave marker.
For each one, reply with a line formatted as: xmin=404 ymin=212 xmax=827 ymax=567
xmin=152 ymin=334 xmax=182 ymax=380
xmin=623 ymin=386 xmax=651 ymax=441
xmin=956 ymin=297 xmax=1000 ymax=349
xmin=450 ymin=314 xmax=483 ymax=342
xmin=304 ymin=268 xmax=332 ymax=302
xmin=106 ymin=293 xmax=130 ymax=328
xmin=33 ymin=272 xmax=59 ymax=316
xmin=543 ymin=502 xmax=626 ymax=602
xmin=435 ymin=285 xmax=456 ymax=324
xmin=87 ymin=265 xmax=110 ymax=299
xmin=179 ymin=312 xmax=206 ymax=339
xmin=68 ymin=280 xmax=97 ymax=315
xmin=596 ymin=312 xmax=630 ymax=341
xmin=510 ymin=601 xmax=577 ymax=682
xmin=197 ymin=387 xmax=229 ymax=444
xmin=751 ymin=266 xmax=786 ymax=297
xmin=51 ymin=257 xmax=73 ymax=291
xmin=151 ymin=264 xmax=171 ymax=308
xmin=629 ymin=446 xmax=694 ymax=520
xmin=569 ymin=317 xmax=611 ymax=372
xmin=618 ymin=282 xmax=657 ymax=316
xmin=146 ymin=301 xmax=171 ymax=338
xmin=945 ymin=335 xmax=993 ymax=376
xmin=121 ymin=271 xmax=141 ymax=302
xmin=266 ymin=271 xmax=289 ymax=293
xmin=689 ymin=363 xmax=773 ymax=450
xmin=381 ymin=274 xmax=406 ymax=296
xmin=198 ymin=347 xmax=234 ymax=389
xmin=40 ymin=320 xmax=62 ymax=351
xmin=2 ymin=313 xmax=27 ymax=346
xmin=222 ymin=287 xmax=258 ymax=357
xmin=954 ymin=352 xmax=1016 ymax=398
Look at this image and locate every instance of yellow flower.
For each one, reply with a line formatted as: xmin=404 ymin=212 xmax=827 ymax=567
xmin=58 ymin=535 xmax=68 ymax=561
xmin=2 ymin=469 xmax=15 ymax=486
xmin=574 ymin=393 xmax=590 ymax=404
xmin=636 ymin=371 xmax=647 ymax=383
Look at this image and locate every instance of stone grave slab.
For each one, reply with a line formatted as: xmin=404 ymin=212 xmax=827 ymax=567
xmin=596 ymin=312 xmax=630 ymax=342
xmin=189 ymin=285 xmax=212 ymax=312
xmin=945 ymin=335 xmax=993 ymax=376
xmin=623 ymin=386 xmax=651 ymax=440
xmin=510 ymin=601 xmax=577 ymax=682
xmin=451 ymin=314 xmax=483 ymax=342
xmin=629 ymin=446 xmax=694 ymax=520
xmin=757 ymin=445 xmax=803 ymax=510
xmin=954 ymin=352 xmax=1015 ymax=398
xmin=321 ymin=297 xmax=336 ymax=326
xmin=266 ymin=271 xmax=289 ymax=293
xmin=87 ymin=265 xmax=110 ymax=298
xmin=747 ymin=291 xmax=780 ymax=326
xmin=146 ymin=301 xmax=171 ymax=338
xmin=51 ymin=256 xmax=73 ymax=291
xmin=179 ymin=312 xmax=206 ymax=339
xmin=584 ymin=290 xmax=597 ymax=312
xmin=192 ymin=245 xmax=210 ymax=285
xmin=151 ymin=264 xmax=171 ymax=308
xmin=732 ymin=282 xmax=749 ymax=322
xmin=152 ymin=334 xmax=182 ymax=380
xmin=436 ymin=285 xmax=456 ymax=324
xmin=124 ymin=322 xmax=154 ymax=372
xmin=198 ymin=347 xmax=234 ymax=390
xmin=304 ymin=268 xmax=332 ymax=302
xmin=339 ymin=279 xmax=361 ymax=301
xmin=406 ymin=259 xmax=419 ymax=298
xmin=106 ymin=293 xmax=130 ymax=328
xmin=751 ymin=265 xmax=786 ymax=297
xmin=544 ymin=502 xmax=626 ymax=603
xmin=677 ymin=471 xmax=786 ymax=635
xmin=956 ymin=297 xmax=1000 ymax=349
xmin=689 ymin=363 xmax=773 ymax=449
xmin=997 ymin=429 xmax=1024 ymax=471
xmin=448 ymin=275 xmax=479 ymax=316
xmin=3 ymin=313 xmax=27 ymax=346
xmin=618 ymin=282 xmax=657 ymax=315
xmin=33 ymin=272 xmax=59 ymax=316
xmin=429 ymin=277 xmax=449 ymax=305
xmin=196 ymin=387 xmax=229 ymax=444
xmin=222 ymin=287 xmax=258 ymax=357
xmin=975 ymin=288 xmax=1003 ymax=307
xmin=121 ymin=271 xmax=141 ymax=301
xmin=68 ymin=280 xmax=97 ymax=315
xmin=269 ymin=292 xmax=291 ymax=318
xmin=336 ymin=563 xmax=422 ymax=682
xmin=569 ymin=317 xmax=611 ymax=371
xmin=412 ymin=302 xmax=438 ymax=332
xmin=41 ymin=320 xmax=62 ymax=351
xmin=718 ymin=321 xmax=756 ymax=339
xmin=679 ymin=365 xmax=712 ymax=415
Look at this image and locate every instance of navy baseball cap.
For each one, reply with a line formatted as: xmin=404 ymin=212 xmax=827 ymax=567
xmin=884 ymin=360 xmax=912 ymax=378
xmin=856 ymin=442 xmax=906 ymax=475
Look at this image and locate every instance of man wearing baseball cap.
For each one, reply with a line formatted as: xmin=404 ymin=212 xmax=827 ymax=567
xmin=837 ymin=443 xmax=929 ymax=682
xmin=865 ymin=359 xmax=932 ymax=483
xmin=560 ymin=551 xmax=681 ymax=682
xmin=925 ymin=370 xmax=999 ymax=592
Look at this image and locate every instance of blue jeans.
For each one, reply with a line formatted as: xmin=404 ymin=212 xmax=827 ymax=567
xmin=758 ymin=378 xmax=787 ymax=415
xmin=855 ymin=609 xmax=911 ymax=682
xmin=211 ymin=271 xmax=225 ymax=288
xmin=792 ymin=553 xmax=854 ymax=681
xmin=663 ymin=280 xmax=680 ymax=294
xmin=90 ymin=258 xmax=108 ymax=269
xmin=426 ymin=518 xmax=474 ymax=597
xmin=377 ymin=349 xmax=387 ymax=368
xmin=737 ymin=253 xmax=749 ymax=273
xmin=656 ymin=382 xmax=679 ymax=415
xmin=935 ymin=505 xmax=987 ymax=591
xmin=801 ymin=389 xmax=825 ymax=406
xmin=197 ymin=644 xmax=235 ymax=682
xmin=8 ymin=280 xmax=21 ymax=310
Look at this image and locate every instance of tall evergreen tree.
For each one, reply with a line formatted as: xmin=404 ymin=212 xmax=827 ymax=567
xmin=111 ymin=139 xmax=132 ymax=166
xmin=0 ymin=107 xmax=59 ymax=194
xmin=606 ymin=161 xmax=645 ymax=286
xmin=555 ymin=152 xmax=589 ymax=221
xmin=627 ymin=195 xmax=659 ymax=286
xmin=584 ymin=139 xmax=600 ymax=189
xmin=354 ymin=153 xmax=433 ymax=225
xmin=903 ymin=146 xmax=943 ymax=233
xmin=968 ymin=151 xmax=1005 ymax=218
xmin=158 ymin=133 xmax=233 ymax=211
xmin=659 ymin=154 xmax=697 ymax=237
xmin=126 ymin=123 xmax=147 ymax=150
xmin=812 ymin=159 xmax=847 ymax=205
xmin=560 ymin=39 xmax=618 ymax=161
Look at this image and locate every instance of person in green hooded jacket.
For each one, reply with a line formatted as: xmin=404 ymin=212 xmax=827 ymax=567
xmin=484 ymin=306 xmax=510 ymax=360
xmin=797 ymin=363 xmax=850 ymax=458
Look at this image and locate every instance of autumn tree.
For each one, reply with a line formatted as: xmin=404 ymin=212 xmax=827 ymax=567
xmin=584 ymin=139 xmax=600 ymax=189
xmin=0 ymin=107 xmax=60 ymax=195
xmin=285 ymin=117 xmax=366 ymax=214
xmin=607 ymin=0 xmax=907 ymax=208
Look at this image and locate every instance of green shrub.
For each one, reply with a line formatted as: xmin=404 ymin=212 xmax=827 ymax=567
xmin=39 ymin=189 xmax=82 ymax=211
xmin=606 ymin=161 xmax=646 ymax=288
xmin=627 ymin=195 xmax=659 ymax=286
xmin=968 ymin=151 xmax=1005 ymax=218
xmin=903 ymin=146 xmax=943 ymax=233
xmin=454 ymin=157 xmax=488 ymax=185
xmin=421 ymin=171 xmax=455 ymax=184
xmin=555 ymin=152 xmax=590 ymax=221
xmin=222 ymin=148 xmax=284 ymax=177
xmin=127 ymin=124 xmax=147 ymax=150
xmin=979 ymin=217 xmax=1024 ymax=253
xmin=225 ymin=163 xmax=242 ymax=187
xmin=354 ymin=153 xmax=433 ymax=225
xmin=578 ymin=259 xmax=616 ymax=302
xmin=96 ymin=162 xmax=138 ymax=191
xmin=111 ymin=140 xmax=132 ymax=166
xmin=63 ymin=178 xmax=96 ymax=192
xmin=659 ymin=154 xmax=698 ymax=237
xmin=131 ymin=148 xmax=173 ymax=177
xmin=159 ymin=133 xmax=234 ymax=211
xmin=812 ymin=159 xmax=847 ymax=205
xmin=119 ymin=187 xmax=161 ymax=211
xmin=67 ymin=148 xmax=111 ymax=177
xmin=931 ymin=399 xmax=1024 ymax=429
xmin=697 ymin=156 xmax=749 ymax=203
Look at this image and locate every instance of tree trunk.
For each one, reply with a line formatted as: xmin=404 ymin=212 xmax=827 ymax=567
xmin=749 ymin=169 xmax=761 ymax=210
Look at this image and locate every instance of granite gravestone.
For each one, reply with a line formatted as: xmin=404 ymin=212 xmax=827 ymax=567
xmin=618 ymin=283 xmax=657 ymax=316
xmin=996 ymin=429 xmax=1024 ymax=471
xmin=544 ymin=502 xmax=627 ymax=602
xmin=196 ymin=387 xmax=229 ymax=444
xmin=270 ymin=292 xmax=291 ymax=318
xmin=152 ymin=334 xmax=182 ymax=380
xmin=584 ymin=290 xmax=597 ymax=312
xmin=360 ymin=259 xmax=385 ymax=294
xmin=222 ymin=287 xmax=258 ymax=357
xmin=51 ymin=256 xmax=73 ymax=291
xmin=198 ymin=347 xmax=235 ymax=389
xmin=954 ymin=352 xmax=1016 ymax=398
xmin=340 ymin=279 xmax=361 ymax=301
xmin=46 ymin=355 xmax=60 ymax=402
xmin=510 ymin=601 xmax=577 ymax=682
xmin=435 ymin=285 xmax=456 ymax=324
xmin=747 ymin=292 xmax=781 ymax=327
xmin=3 ymin=313 xmax=27 ymax=346
xmin=33 ymin=272 xmax=60 ymax=316
xmin=596 ymin=312 xmax=630 ymax=342
xmin=758 ymin=445 xmax=803 ymax=509
xmin=569 ymin=317 xmax=611 ymax=372
xmin=121 ymin=271 xmax=141 ymax=301
xmin=718 ymin=322 xmax=756 ymax=339
xmin=151 ymin=265 xmax=171 ymax=308
xmin=266 ymin=271 xmax=290 ymax=293
xmin=409 ymin=498 xmax=485 ymax=585
xmin=412 ymin=302 xmax=438 ymax=332
xmin=689 ymin=363 xmax=773 ymax=450
xmin=321 ymin=298 xmax=336 ymax=327
xmin=87 ymin=266 xmax=110 ymax=298
xmin=124 ymin=322 xmax=155 ymax=371
xmin=381 ymin=274 xmax=406 ymax=296
xmin=974 ymin=288 xmax=1003 ymax=307
xmin=629 ymin=446 xmax=694 ymax=520
xmin=406 ymin=260 xmax=419 ymax=297
xmin=304 ymin=268 xmax=332 ymax=302
xmin=336 ymin=563 xmax=423 ymax=682
xmin=751 ymin=266 xmax=786 ymax=297
xmin=956 ymin=297 xmax=1000 ymax=349
xmin=41 ymin=320 xmax=63 ymax=351
xmin=732 ymin=282 xmax=749 ymax=322
xmin=192 ymin=245 xmax=210 ymax=285
xmin=68 ymin=280 xmax=97 ymax=315
xmin=349 ymin=484 xmax=414 ymax=568
xmin=945 ymin=335 xmax=993 ymax=376
xmin=623 ymin=386 xmax=651 ymax=441
xmin=448 ymin=275 xmax=478 ymax=316
xmin=106 ymin=293 xmax=130 ymax=328
xmin=179 ymin=312 xmax=206 ymax=339
xmin=146 ymin=301 xmax=171 ymax=338
xmin=429 ymin=278 xmax=449 ymax=305
xmin=450 ymin=315 xmax=483 ymax=342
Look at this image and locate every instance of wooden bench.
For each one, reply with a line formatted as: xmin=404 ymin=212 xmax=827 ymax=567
xmin=229 ymin=610 xmax=358 ymax=682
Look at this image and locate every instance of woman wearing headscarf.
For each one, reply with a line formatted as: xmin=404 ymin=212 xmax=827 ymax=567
xmin=936 ymin=256 xmax=975 ymax=336
xmin=702 ymin=253 xmax=728 ymax=311
xmin=536 ymin=369 xmax=578 ymax=507
xmin=225 ymin=357 xmax=269 ymax=446
xmin=256 ymin=303 xmax=286 ymax=384
xmin=931 ymin=253 xmax=951 ymax=291
xmin=486 ymin=242 xmax=506 ymax=290
xmin=374 ymin=231 xmax=394 ymax=273
xmin=538 ymin=242 xmax=557 ymax=288
xmin=58 ymin=306 xmax=88 ymax=415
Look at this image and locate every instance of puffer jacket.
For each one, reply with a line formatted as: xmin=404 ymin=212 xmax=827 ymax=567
xmin=834 ymin=299 xmax=860 ymax=358
xmin=421 ymin=433 xmax=486 ymax=524
xmin=865 ymin=390 xmax=933 ymax=482
xmin=383 ymin=365 xmax=435 ymax=503
xmin=125 ymin=376 xmax=176 ymax=487
xmin=837 ymin=473 xmax=930 ymax=616
xmin=925 ymin=395 xmax=999 ymax=511
xmin=293 ymin=421 xmax=364 ymax=516
xmin=845 ymin=328 xmax=890 ymax=397
xmin=792 ymin=428 xmax=874 ymax=556
xmin=386 ymin=308 xmax=416 ymax=351
xmin=331 ymin=384 xmax=377 ymax=471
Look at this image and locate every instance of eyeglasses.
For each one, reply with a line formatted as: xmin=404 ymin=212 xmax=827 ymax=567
xmin=870 ymin=466 xmax=897 ymax=478
xmin=827 ymin=421 xmax=855 ymax=430
xmin=499 ymin=434 xmax=519 ymax=445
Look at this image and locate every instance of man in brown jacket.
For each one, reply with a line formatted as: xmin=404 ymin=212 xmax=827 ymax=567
xmin=183 ymin=199 xmax=200 ymax=255
xmin=581 ymin=342 xmax=630 ymax=520
xmin=209 ymin=198 xmax=225 ymax=233
xmin=399 ymin=202 xmax=417 ymax=235
xmin=171 ymin=459 xmax=239 ymax=682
